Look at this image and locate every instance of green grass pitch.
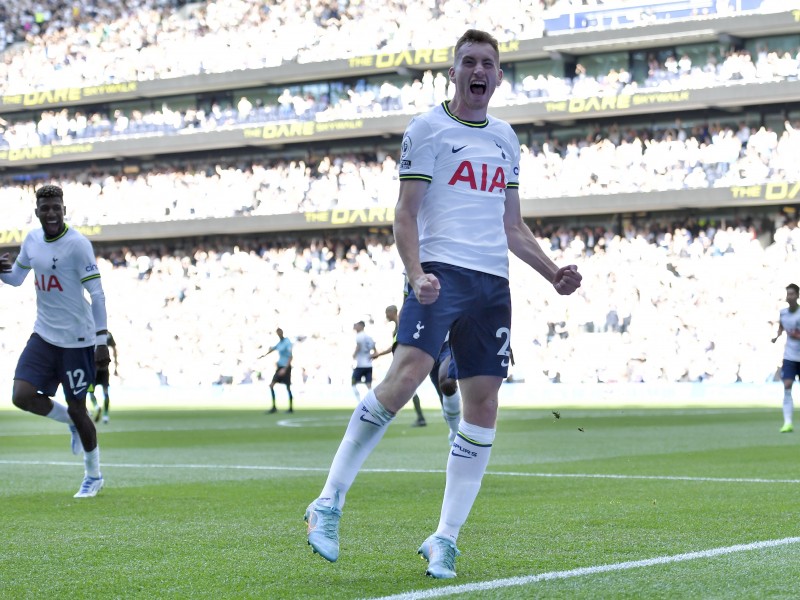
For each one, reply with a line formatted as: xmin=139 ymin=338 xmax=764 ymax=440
xmin=2 ymin=405 xmax=799 ymax=599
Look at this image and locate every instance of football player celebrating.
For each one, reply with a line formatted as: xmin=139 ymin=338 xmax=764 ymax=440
xmin=304 ymin=29 xmax=582 ymax=578
xmin=0 ymin=184 xmax=110 ymax=498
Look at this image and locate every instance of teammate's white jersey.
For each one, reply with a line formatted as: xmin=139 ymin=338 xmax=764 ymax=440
xmin=354 ymin=331 xmax=376 ymax=368
xmin=398 ymin=101 xmax=521 ymax=280
xmin=780 ymin=306 xmax=800 ymax=362
xmin=6 ymin=226 xmax=102 ymax=347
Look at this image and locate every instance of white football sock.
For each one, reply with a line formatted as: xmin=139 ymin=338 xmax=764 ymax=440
xmin=351 ymin=385 xmax=361 ymax=403
xmin=783 ymin=389 xmax=793 ymax=425
xmin=436 ymin=420 xmax=495 ymax=543
xmin=47 ymin=401 xmax=72 ymax=424
xmin=319 ymin=389 xmax=394 ymax=510
xmin=441 ymin=389 xmax=461 ymax=442
xmin=84 ymin=446 xmax=101 ymax=478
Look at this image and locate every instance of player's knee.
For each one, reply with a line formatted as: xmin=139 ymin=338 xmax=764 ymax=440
xmin=440 ymin=379 xmax=457 ymax=396
xmin=11 ymin=393 xmax=28 ymax=410
xmin=66 ymin=403 xmax=89 ymax=423
xmin=11 ymin=384 xmax=36 ymax=410
xmin=391 ymin=371 xmax=427 ymax=398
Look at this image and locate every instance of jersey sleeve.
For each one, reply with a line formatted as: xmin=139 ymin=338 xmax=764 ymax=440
xmin=506 ymin=124 xmax=521 ymax=190
xmin=398 ymin=115 xmax=436 ymax=183
xmin=77 ymin=235 xmax=101 ymax=284
xmin=77 ymin=236 xmax=107 ymax=334
xmin=84 ymin=276 xmax=108 ymax=334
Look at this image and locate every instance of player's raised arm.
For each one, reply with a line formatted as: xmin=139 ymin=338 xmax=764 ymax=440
xmin=394 ymin=179 xmax=440 ymax=304
xmin=503 ymin=187 xmax=582 ymax=295
xmin=0 ymin=251 xmax=30 ymax=284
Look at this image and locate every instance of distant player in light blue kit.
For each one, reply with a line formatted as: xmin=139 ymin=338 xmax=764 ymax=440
xmin=0 ymin=184 xmax=110 ymax=498
xmin=262 ymin=327 xmax=293 ymax=413
xmin=772 ymin=283 xmax=800 ymax=433
xmin=304 ymin=29 xmax=582 ymax=578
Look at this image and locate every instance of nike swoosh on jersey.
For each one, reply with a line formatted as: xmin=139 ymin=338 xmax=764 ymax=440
xmin=451 ymin=145 xmax=467 ymax=153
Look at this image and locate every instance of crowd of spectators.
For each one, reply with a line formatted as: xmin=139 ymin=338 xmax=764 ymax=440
xmin=0 ymin=0 xmax=785 ymax=96
xmin=1 ymin=1 xmax=797 ymax=395
xmin=520 ymin=118 xmax=800 ymax=197
xmin=0 ymin=0 xmax=547 ymax=94
xmin=1 ymin=215 xmax=796 ymax=391
xmin=2 ymin=47 xmax=798 ymax=151
xmin=2 ymin=115 xmax=799 ymax=230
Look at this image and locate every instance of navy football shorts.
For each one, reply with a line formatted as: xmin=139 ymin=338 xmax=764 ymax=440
xmin=15 ymin=333 xmax=96 ymax=401
xmin=430 ymin=340 xmax=459 ymax=383
xmin=781 ymin=359 xmax=800 ymax=381
xmin=352 ymin=366 xmax=373 ymax=385
xmin=397 ymin=261 xmax=512 ymax=379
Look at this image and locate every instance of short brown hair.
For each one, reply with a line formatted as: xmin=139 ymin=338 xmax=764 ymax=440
xmin=454 ymin=29 xmax=500 ymax=62
xmin=35 ymin=185 xmax=64 ymax=201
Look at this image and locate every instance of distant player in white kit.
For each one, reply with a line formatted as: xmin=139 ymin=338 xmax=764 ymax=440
xmin=304 ymin=29 xmax=582 ymax=578
xmin=351 ymin=320 xmax=376 ymax=402
xmin=771 ymin=283 xmax=800 ymax=433
xmin=0 ymin=184 xmax=110 ymax=497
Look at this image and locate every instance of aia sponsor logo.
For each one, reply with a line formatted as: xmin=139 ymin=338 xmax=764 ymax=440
xmin=448 ymin=161 xmax=505 ymax=193
xmin=35 ymin=274 xmax=63 ymax=292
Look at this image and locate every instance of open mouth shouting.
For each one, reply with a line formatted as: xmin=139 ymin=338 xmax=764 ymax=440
xmin=45 ymin=220 xmax=61 ymax=235
xmin=469 ymin=80 xmax=487 ymax=96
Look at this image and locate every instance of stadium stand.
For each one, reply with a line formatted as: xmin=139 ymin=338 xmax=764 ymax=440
xmin=0 ymin=0 xmax=798 ymax=388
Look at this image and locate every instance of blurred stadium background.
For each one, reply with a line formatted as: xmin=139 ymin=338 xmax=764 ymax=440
xmin=0 ymin=0 xmax=799 ymax=407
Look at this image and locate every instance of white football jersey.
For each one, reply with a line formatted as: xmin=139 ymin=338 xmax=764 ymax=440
xmin=354 ymin=331 xmax=376 ymax=368
xmin=12 ymin=226 xmax=102 ymax=347
xmin=398 ymin=101 xmax=521 ymax=279
xmin=780 ymin=307 xmax=800 ymax=362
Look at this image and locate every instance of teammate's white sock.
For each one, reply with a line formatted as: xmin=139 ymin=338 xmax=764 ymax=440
xmin=435 ymin=420 xmax=495 ymax=543
xmin=441 ymin=389 xmax=461 ymax=442
xmin=84 ymin=446 xmax=101 ymax=478
xmin=46 ymin=401 xmax=72 ymax=424
xmin=351 ymin=385 xmax=361 ymax=403
xmin=319 ymin=389 xmax=394 ymax=510
xmin=783 ymin=389 xmax=793 ymax=425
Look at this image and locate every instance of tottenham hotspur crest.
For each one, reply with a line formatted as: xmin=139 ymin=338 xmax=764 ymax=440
xmin=413 ymin=321 xmax=425 ymax=340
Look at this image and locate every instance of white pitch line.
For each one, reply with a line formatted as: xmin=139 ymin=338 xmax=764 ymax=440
xmin=0 ymin=424 xmax=268 ymax=437
xmin=0 ymin=459 xmax=329 ymax=472
xmin=363 ymin=537 xmax=800 ymax=600
xmin=488 ymin=471 xmax=800 ymax=484
xmin=0 ymin=416 xmax=351 ymax=437
xmin=1 ymin=459 xmax=799 ymax=484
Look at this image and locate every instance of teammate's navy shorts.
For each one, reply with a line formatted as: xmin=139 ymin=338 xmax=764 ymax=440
xmin=430 ymin=341 xmax=459 ymax=383
xmin=781 ymin=359 xmax=800 ymax=381
xmin=397 ymin=261 xmax=512 ymax=379
xmin=15 ymin=333 xmax=96 ymax=401
xmin=94 ymin=368 xmax=110 ymax=388
xmin=352 ymin=367 xmax=373 ymax=385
